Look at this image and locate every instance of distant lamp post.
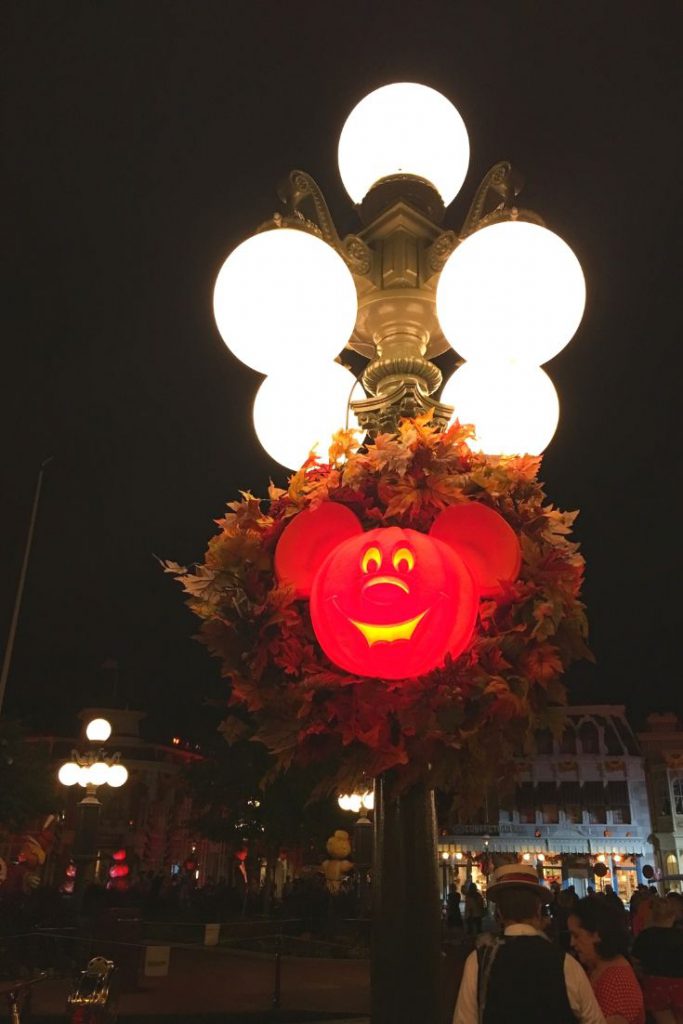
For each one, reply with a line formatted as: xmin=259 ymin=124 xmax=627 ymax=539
xmin=58 ymin=718 xmax=128 ymax=903
xmin=338 ymin=788 xmax=374 ymax=914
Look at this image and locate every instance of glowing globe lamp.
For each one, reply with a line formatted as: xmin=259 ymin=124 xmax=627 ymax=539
xmin=253 ymin=361 xmax=362 ymax=470
xmin=338 ymin=83 xmax=470 ymax=206
xmin=107 ymin=763 xmax=129 ymax=788
xmin=58 ymin=761 xmax=81 ymax=786
xmin=344 ymin=794 xmax=363 ymax=813
xmin=213 ymin=228 xmax=358 ymax=374
xmin=77 ymin=765 xmax=91 ymax=787
xmin=441 ymin=361 xmax=560 ymax=455
xmin=361 ymin=790 xmax=374 ymax=811
xmin=89 ymin=761 xmax=111 ymax=786
xmin=275 ymin=501 xmax=520 ymax=680
xmin=85 ymin=717 xmax=112 ymax=742
xmin=436 ymin=220 xmax=586 ymax=365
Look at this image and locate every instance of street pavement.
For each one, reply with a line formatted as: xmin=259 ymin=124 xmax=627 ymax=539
xmin=25 ymin=937 xmax=465 ymax=1023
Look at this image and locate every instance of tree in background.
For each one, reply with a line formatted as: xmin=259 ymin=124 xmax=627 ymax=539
xmin=0 ymin=719 xmax=57 ymax=832
xmin=185 ymin=730 xmax=344 ymax=908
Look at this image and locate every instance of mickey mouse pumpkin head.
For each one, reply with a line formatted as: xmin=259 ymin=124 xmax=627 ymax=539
xmin=275 ymin=501 xmax=521 ymax=680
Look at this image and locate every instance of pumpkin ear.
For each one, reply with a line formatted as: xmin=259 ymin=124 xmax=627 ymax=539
xmin=429 ymin=503 xmax=521 ymax=597
xmin=274 ymin=503 xmax=363 ymax=598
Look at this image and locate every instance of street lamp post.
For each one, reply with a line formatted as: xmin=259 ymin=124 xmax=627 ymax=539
xmin=209 ymin=81 xmax=586 ymax=1022
xmin=58 ymin=717 xmax=128 ymax=906
xmin=338 ymin=789 xmax=374 ymax=916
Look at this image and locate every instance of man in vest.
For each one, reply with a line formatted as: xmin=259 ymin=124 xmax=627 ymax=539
xmin=452 ymin=863 xmax=606 ymax=1024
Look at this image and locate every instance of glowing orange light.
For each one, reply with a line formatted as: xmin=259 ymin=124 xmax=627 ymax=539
xmin=275 ymin=501 xmax=520 ymax=680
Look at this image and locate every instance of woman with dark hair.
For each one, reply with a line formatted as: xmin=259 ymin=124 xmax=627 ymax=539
xmin=568 ymin=897 xmax=645 ymax=1024
xmin=632 ymin=896 xmax=683 ymax=1023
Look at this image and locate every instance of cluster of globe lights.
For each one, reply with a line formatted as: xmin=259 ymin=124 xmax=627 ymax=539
xmin=57 ymin=717 xmax=128 ymax=790
xmin=338 ymin=790 xmax=375 ymax=814
xmin=213 ymin=83 xmax=585 ymax=470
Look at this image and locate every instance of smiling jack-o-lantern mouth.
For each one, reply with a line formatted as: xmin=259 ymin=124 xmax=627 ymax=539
xmin=347 ymin=609 xmax=429 ymax=647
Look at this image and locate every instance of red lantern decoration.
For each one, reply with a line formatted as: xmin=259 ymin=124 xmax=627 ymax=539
xmin=112 ymin=848 xmax=127 ymax=862
xmin=275 ymin=502 xmax=520 ymax=680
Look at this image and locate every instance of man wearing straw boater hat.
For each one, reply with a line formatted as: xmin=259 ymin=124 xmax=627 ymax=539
xmin=452 ymin=863 xmax=607 ymax=1024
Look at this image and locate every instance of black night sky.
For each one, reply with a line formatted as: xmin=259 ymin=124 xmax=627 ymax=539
xmin=2 ymin=2 xmax=682 ymax=742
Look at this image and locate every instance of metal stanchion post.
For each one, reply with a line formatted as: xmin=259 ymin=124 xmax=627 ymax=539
xmin=272 ymin=930 xmax=282 ymax=1009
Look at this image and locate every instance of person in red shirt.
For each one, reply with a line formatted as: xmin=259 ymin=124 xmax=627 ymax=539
xmin=569 ymin=897 xmax=645 ymax=1024
xmin=632 ymin=896 xmax=683 ymax=1023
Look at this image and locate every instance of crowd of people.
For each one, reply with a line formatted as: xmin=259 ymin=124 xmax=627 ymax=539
xmin=448 ymin=868 xmax=683 ymax=1024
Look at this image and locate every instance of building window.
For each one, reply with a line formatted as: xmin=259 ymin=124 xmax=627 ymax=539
xmin=560 ymin=781 xmax=582 ymax=824
xmin=603 ymin=723 xmax=623 ymax=756
xmin=673 ymin=777 xmax=683 ymax=815
xmin=578 ymin=721 xmax=600 ymax=755
xmin=535 ymin=729 xmax=554 ymax=755
xmin=559 ymin=728 xmax=577 ymax=754
xmin=666 ymin=853 xmax=679 ymax=876
xmin=654 ymin=774 xmax=671 ymax=817
xmin=517 ymin=783 xmax=536 ymax=824
xmin=537 ymin=782 xmax=559 ymax=824
xmin=607 ymin=781 xmax=631 ymax=825
xmin=583 ymin=781 xmax=607 ymax=824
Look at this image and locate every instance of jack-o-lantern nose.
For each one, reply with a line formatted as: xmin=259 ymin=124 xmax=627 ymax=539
xmin=362 ymin=575 xmax=409 ymax=604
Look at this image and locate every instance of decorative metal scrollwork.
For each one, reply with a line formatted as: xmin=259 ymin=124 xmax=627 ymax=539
xmin=459 ymin=161 xmax=522 ymax=239
xmin=426 ymin=230 xmax=459 ymax=275
xmin=277 ymin=170 xmax=372 ymax=276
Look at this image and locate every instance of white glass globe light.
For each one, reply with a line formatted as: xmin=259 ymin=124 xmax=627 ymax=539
xmin=85 ymin=717 xmax=112 ymax=743
xmin=253 ymin=361 xmax=362 ymax=471
xmin=77 ymin=765 xmax=91 ymax=787
xmin=213 ymin=228 xmax=358 ymax=374
xmin=437 ymin=220 xmax=586 ymax=365
xmin=58 ymin=762 xmax=81 ymax=786
xmin=346 ymin=794 xmax=362 ymax=814
xmin=338 ymin=83 xmax=470 ymax=206
xmin=441 ymin=361 xmax=560 ymax=456
xmin=88 ymin=761 xmax=111 ymax=786
xmin=338 ymin=794 xmax=352 ymax=811
xmin=107 ymin=763 xmax=129 ymax=788
xmin=361 ymin=790 xmax=374 ymax=811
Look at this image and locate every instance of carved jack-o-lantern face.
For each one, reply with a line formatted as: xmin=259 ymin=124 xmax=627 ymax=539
xmin=311 ymin=526 xmax=477 ymax=679
xmin=275 ymin=501 xmax=521 ymax=681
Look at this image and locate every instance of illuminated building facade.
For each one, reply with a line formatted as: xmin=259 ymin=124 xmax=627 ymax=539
xmin=438 ymin=705 xmax=654 ymax=901
xmin=637 ymin=713 xmax=683 ymax=891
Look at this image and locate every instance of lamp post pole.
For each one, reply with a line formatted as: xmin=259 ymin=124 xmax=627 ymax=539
xmin=209 ymin=82 xmax=586 ymax=1024
xmin=0 ymin=456 xmax=53 ymax=715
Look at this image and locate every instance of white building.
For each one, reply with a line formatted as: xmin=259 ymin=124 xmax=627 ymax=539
xmin=637 ymin=712 xmax=683 ymax=891
xmin=438 ymin=705 xmax=655 ymax=901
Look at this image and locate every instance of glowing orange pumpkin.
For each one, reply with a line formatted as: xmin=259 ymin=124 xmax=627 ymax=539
xmin=275 ymin=502 xmax=521 ymax=680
